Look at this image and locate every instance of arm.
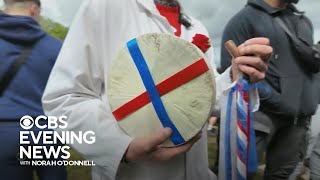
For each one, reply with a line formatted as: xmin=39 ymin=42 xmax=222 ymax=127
xmin=43 ymin=0 xmax=202 ymax=177
xmin=192 ymin=18 xmax=268 ymax=113
xmin=190 ymin=19 xmax=228 ymax=112
xmin=42 ymin=0 xmax=131 ymax=177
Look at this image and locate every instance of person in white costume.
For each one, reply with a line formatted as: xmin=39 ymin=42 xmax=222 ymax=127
xmin=42 ymin=0 xmax=272 ymax=179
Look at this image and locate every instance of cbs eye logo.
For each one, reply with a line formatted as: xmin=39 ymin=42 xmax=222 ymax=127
xmin=20 ymin=116 xmax=34 ymax=130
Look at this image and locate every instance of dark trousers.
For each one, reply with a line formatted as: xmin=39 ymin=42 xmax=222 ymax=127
xmin=0 ymin=121 xmax=67 ymax=180
xmin=254 ymin=113 xmax=310 ymax=180
xmin=310 ymin=133 xmax=320 ymax=180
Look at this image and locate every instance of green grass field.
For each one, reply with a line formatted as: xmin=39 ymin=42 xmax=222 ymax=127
xmin=65 ymin=150 xmax=91 ymax=180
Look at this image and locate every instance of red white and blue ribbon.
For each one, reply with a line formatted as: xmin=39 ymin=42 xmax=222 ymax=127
xmin=222 ymin=78 xmax=258 ymax=180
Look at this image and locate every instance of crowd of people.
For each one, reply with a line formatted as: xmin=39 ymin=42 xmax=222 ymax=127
xmin=0 ymin=0 xmax=319 ymax=180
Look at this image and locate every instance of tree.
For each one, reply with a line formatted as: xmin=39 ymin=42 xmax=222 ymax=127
xmin=0 ymin=7 xmax=68 ymax=41
xmin=40 ymin=17 xmax=69 ymax=41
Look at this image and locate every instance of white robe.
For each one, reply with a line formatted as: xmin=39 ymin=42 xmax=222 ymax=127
xmin=42 ymin=0 xmax=255 ymax=179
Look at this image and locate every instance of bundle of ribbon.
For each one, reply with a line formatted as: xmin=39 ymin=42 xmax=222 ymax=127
xmin=219 ymin=41 xmax=258 ymax=180
xmin=107 ymin=33 xmax=215 ymax=147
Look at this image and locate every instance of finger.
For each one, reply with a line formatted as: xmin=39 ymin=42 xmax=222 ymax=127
xmin=235 ymin=56 xmax=268 ymax=72
xmin=244 ymin=37 xmax=270 ymax=46
xmin=238 ymin=43 xmax=246 ymax=50
xmin=239 ymin=45 xmax=273 ymax=60
xmin=144 ymin=128 xmax=172 ymax=151
xmin=150 ymin=132 xmax=202 ymax=161
xmin=238 ymin=64 xmax=266 ymax=83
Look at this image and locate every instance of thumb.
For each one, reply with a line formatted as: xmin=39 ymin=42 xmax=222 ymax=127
xmin=145 ymin=128 xmax=172 ymax=150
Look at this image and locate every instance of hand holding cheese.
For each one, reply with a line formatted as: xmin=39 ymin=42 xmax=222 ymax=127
xmin=125 ymin=128 xmax=202 ymax=162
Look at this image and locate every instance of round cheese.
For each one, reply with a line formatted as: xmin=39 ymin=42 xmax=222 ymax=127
xmin=107 ymin=33 xmax=216 ymax=147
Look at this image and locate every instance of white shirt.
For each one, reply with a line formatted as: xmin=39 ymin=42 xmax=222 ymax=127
xmin=42 ymin=0 xmax=253 ymax=179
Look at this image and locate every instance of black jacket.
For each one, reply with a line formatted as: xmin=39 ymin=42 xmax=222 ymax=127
xmin=220 ymin=0 xmax=320 ymax=118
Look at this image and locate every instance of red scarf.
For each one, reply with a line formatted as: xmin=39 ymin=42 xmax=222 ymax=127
xmin=155 ymin=3 xmax=181 ymax=37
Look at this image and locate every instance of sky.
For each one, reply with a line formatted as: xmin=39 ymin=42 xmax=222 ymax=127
xmin=1 ymin=0 xmax=319 ymax=50
xmin=2 ymin=0 xmax=317 ymax=64
xmin=0 ymin=0 xmax=319 ymax=130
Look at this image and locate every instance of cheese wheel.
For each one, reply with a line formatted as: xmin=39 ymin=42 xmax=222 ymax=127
xmin=107 ymin=33 xmax=216 ymax=147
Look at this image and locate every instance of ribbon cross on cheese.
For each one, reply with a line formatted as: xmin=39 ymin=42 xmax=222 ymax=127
xmin=107 ymin=33 xmax=216 ymax=147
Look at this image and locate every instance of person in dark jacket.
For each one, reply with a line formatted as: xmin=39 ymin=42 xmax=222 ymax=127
xmin=0 ymin=0 xmax=67 ymax=179
xmin=219 ymin=0 xmax=319 ymax=179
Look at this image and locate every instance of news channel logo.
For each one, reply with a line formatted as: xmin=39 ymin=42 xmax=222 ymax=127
xmin=20 ymin=115 xmax=34 ymax=130
xmin=20 ymin=115 xmax=68 ymax=130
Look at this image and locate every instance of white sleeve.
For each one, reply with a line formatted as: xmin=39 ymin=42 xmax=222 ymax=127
xmin=216 ymin=67 xmax=260 ymax=113
xmin=204 ymin=46 xmax=223 ymax=117
xmin=42 ymin=0 xmax=132 ymax=177
xmin=191 ymin=20 xmax=234 ymax=116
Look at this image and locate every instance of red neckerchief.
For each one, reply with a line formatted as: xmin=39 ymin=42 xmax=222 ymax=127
xmin=155 ymin=3 xmax=181 ymax=37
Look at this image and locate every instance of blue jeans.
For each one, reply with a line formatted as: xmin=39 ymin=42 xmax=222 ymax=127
xmin=0 ymin=121 xmax=67 ymax=180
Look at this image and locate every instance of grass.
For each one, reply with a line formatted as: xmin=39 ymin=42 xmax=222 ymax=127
xmin=33 ymin=149 xmax=91 ymax=180
xmin=207 ymin=136 xmax=264 ymax=180
xmin=65 ymin=150 xmax=91 ymax=180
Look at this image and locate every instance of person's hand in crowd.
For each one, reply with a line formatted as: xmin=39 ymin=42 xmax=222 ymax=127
xmin=125 ymin=128 xmax=201 ymax=162
xmin=231 ymin=37 xmax=273 ymax=83
xmin=208 ymin=116 xmax=218 ymax=127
